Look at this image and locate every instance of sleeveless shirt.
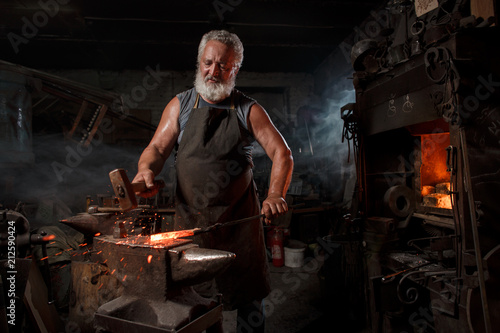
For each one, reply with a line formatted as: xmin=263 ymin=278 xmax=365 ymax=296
xmin=176 ymin=88 xmax=256 ymax=163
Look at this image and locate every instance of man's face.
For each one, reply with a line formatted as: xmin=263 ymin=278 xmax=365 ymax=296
xmin=195 ymin=40 xmax=239 ymax=103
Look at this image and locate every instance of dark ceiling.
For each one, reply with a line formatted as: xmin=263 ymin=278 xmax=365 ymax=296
xmin=0 ymin=0 xmax=383 ymax=73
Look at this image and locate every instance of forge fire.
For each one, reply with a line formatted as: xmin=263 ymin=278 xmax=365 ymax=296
xmin=420 ymin=132 xmax=452 ymax=210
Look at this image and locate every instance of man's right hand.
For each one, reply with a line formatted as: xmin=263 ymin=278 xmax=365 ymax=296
xmin=133 ymin=169 xmax=161 ymax=198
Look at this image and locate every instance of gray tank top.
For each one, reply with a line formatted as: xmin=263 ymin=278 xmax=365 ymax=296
xmin=176 ymin=88 xmax=257 ymax=161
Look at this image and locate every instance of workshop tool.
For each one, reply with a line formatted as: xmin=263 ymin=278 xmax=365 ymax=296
xmin=109 ymin=168 xmax=165 ymax=211
xmin=149 ymin=214 xmax=265 ymax=242
xmin=149 ymin=203 xmax=305 ymax=242
xmin=92 ymin=235 xmax=235 ymax=332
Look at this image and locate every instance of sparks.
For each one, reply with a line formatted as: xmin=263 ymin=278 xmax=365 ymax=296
xmin=147 ymin=255 xmax=153 ymax=263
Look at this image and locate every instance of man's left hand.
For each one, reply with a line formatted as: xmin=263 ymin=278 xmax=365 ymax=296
xmin=261 ymin=194 xmax=288 ymax=224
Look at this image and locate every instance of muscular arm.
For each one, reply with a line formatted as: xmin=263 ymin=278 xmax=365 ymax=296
xmin=248 ymin=103 xmax=294 ymax=222
xmin=133 ymin=97 xmax=180 ymax=197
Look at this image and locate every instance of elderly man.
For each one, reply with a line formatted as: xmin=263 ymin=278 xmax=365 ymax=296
xmin=133 ymin=30 xmax=293 ymax=332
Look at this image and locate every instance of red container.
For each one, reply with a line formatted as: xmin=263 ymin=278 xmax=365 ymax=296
xmin=270 ymin=228 xmax=284 ymax=267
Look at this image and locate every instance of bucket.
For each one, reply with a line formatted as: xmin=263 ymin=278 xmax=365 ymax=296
xmin=284 ymin=239 xmax=306 ymax=268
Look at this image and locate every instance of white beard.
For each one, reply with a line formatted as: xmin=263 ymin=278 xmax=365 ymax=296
xmin=194 ymin=68 xmax=236 ymax=103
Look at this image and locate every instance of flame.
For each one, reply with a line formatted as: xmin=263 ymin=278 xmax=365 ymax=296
xmin=420 ymin=133 xmax=452 ymax=209
xmin=420 ymin=133 xmax=450 ymax=187
xmin=149 ymin=230 xmax=196 ymax=243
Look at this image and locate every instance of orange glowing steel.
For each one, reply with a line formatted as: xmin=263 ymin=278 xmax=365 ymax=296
xmin=42 ymin=234 xmax=56 ymax=242
xmin=150 ymin=229 xmax=197 ymax=242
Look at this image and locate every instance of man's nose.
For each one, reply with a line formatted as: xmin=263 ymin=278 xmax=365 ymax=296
xmin=208 ymin=63 xmax=220 ymax=76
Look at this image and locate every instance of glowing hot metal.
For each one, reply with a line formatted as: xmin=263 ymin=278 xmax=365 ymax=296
xmin=149 ymin=229 xmax=201 ymax=242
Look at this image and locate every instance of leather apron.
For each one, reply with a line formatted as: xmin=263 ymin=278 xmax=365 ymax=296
xmin=174 ymin=94 xmax=270 ymax=309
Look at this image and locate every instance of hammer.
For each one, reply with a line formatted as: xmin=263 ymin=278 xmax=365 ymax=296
xmin=109 ymin=168 xmax=165 ymax=211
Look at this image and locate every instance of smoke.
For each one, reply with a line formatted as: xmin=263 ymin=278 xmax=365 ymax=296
xmin=1 ymin=130 xmax=151 ymax=223
xmin=291 ymin=88 xmax=356 ymax=203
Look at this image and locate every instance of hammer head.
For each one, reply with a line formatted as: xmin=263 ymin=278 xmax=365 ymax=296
xmin=109 ymin=168 xmax=137 ymax=211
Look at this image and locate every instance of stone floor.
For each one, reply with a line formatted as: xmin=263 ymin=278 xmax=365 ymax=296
xmin=221 ymin=257 xmax=369 ymax=333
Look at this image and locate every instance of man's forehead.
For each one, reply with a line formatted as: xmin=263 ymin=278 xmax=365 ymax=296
xmin=202 ymin=40 xmax=234 ymax=60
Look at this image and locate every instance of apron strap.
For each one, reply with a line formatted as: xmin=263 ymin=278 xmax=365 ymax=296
xmin=194 ymin=93 xmax=200 ymax=108
xmin=230 ymin=93 xmax=235 ymax=110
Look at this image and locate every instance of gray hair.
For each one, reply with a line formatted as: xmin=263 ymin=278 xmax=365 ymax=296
xmin=197 ymin=30 xmax=244 ymax=69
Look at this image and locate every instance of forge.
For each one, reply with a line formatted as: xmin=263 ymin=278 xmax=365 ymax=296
xmin=342 ymin=26 xmax=500 ymax=333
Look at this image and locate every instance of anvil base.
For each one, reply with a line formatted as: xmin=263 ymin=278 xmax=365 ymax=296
xmin=94 ymin=287 xmax=222 ymax=333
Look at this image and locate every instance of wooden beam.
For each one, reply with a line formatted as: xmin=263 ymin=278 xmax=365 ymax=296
xmin=68 ymin=100 xmax=89 ymax=139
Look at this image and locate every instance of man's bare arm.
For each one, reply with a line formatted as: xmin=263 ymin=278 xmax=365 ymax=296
xmin=133 ymin=97 xmax=180 ymax=197
xmin=248 ymin=103 xmax=294 ymax=222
